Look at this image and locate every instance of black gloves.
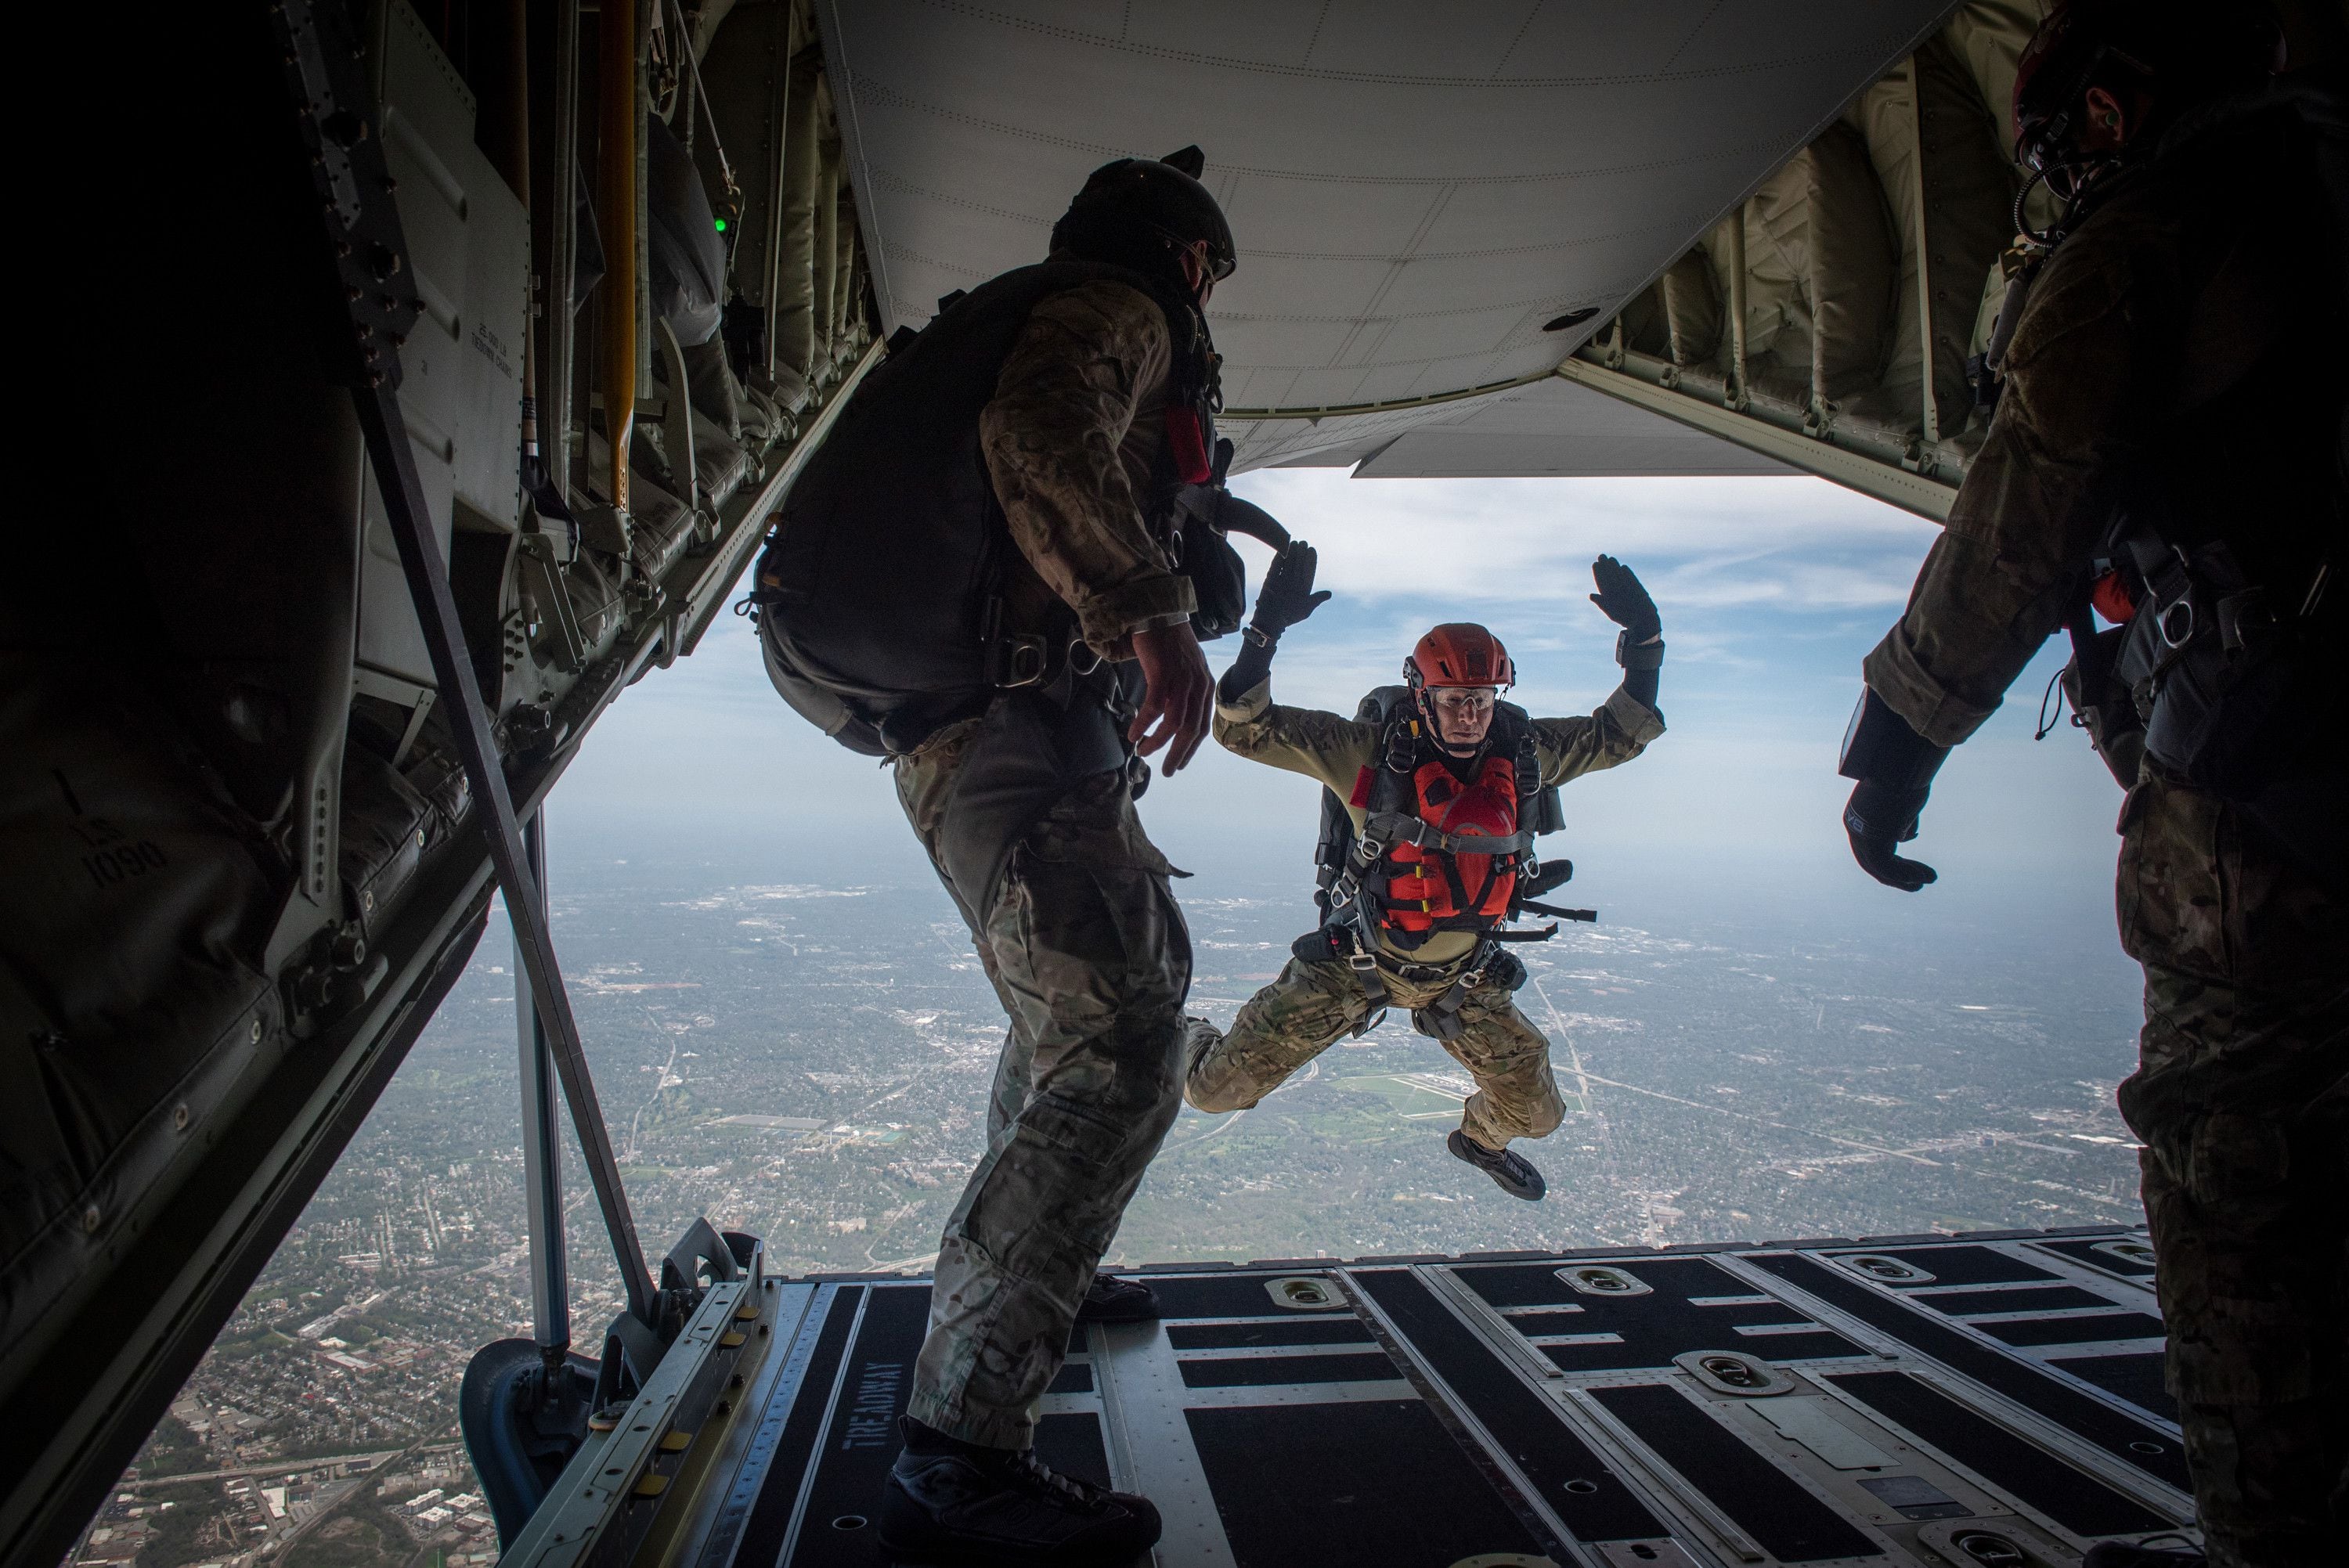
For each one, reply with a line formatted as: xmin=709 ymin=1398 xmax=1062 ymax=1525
xmin=1250 ymin=539 xmax=1330 ymax=638
xmin=1218 ymin=540 xmax=1329 ymax=703
xmin=1589 ymin=554 xmax=1661 ymax=641
xmin=1589 ymin=555 xmax=1664 ymax=706
xmin=1843 ymin=783 xmax=1937 ymax=891
xmin=1838 ymin=688 xmax=1949 ymax=892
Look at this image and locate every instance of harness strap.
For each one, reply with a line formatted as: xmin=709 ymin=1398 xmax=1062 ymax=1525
xmin=1417 ymin=967 xmax=1482 ymax=1042
xmin=1339 ymin=930 xmax=1390 ymax=1034
xmin=1359 ymin=812 xmax=1536 ymax=860
xmin=1427 ymin=848 xmax=1478 ymax=920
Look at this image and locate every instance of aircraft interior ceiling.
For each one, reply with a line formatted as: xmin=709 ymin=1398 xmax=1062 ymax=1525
xmin=821 ymin=0 xmax=2009 ymax=510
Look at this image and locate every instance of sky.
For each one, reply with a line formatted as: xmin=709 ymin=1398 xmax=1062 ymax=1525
xmin=552 ymin=470 xmax=2134 ymax=950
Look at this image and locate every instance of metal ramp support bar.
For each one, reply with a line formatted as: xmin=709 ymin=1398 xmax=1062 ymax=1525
xmin=518 ymin=809 xmax=572 ymax=1360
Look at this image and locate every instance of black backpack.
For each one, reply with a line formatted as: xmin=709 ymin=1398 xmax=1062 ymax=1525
xmin=751 ymin=258 xmax=1245 ymax=758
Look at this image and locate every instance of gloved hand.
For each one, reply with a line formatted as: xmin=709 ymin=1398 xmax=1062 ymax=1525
xmin=1837 ymin=688 xmax=1947 ymax=892
xmin=1250 ymin=540 xmax=1331 ymax=637
xmin=1842 ymin=780 xmax=1939 ymax=891
xmin=1589 ymin=554 xmax=1661 ymax=640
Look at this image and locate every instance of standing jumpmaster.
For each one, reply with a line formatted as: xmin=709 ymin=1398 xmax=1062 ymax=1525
xmin=751 ymin=147 xmax=1286 ymax=1567
xmin=1834 ymin=5 xmax=2347 ymax=1567
xmin=1185 ymin=550 xmax=1667 ymax=1202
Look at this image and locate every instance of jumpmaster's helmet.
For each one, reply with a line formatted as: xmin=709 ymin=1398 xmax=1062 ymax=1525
xmin=2012 ymin=0 xmax=2284 ymax=176
xmin=1051 ymin=146 xmax=1236 ymax=283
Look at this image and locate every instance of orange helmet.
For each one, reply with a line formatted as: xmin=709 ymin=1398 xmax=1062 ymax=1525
xmin=1405 ymin=623 xmax=1514 ymax=690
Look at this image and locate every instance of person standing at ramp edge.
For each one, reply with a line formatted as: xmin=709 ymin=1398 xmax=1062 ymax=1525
xmin=1185 ymin=551 xmax=1668 ymax=1202
xmin=1832 ymin=5 xmax=2346 ymax=1564
xmin=751 ymin=149 xmax=1267 ymax=1564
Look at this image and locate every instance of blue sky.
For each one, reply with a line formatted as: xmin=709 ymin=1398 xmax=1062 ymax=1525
xmin=556 ymin=471 xmax=2131 ymax=949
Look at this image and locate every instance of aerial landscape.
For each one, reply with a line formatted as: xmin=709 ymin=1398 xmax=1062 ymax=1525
xmin=75 ymin=829 xmax=2149 ymax=1568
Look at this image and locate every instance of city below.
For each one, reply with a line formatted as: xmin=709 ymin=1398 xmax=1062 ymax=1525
xmin=74 ymin=849 xmax=2150 ymax=1568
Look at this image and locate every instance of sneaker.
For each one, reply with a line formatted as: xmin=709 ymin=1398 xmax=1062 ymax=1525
xmin=2081 ymin=1545 xmax=2205 ymax=1568
xmin=880 ymin=1418 xmax=1162 ymax=1566
xmin=1074 ymin=1271 xmax=1159 ymax=1325
xmin=1449 ymin=1128 xmax=1546 ymax=1200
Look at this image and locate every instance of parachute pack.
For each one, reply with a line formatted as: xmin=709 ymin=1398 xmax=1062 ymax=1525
xmin=749 ymin=255 xmax=1245 ymax=759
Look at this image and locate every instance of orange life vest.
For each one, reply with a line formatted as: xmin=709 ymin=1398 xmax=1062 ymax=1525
xmin=1379 ymin=755 xmax=1522 ymax=935
xmin=1309 ymin=690 xmax=1589 ymax=979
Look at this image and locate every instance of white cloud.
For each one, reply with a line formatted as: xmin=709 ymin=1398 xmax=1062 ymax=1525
xmin=554 ymin=470 xmax=2122 ymax=899
xmin=1229 ymin=471 xmax=1936 ymax=611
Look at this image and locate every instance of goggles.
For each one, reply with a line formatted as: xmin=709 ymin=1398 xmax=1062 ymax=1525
xmin=1428 ymin=688 xmax=1498 ymax=716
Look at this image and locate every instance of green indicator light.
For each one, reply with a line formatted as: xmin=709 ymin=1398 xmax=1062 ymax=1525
xmin=713 ymin=218 xmax=727 ymax=232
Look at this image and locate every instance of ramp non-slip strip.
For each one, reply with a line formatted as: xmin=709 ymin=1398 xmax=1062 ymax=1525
xmin=1350 ymin=1267 xmax=1666 ymax=1544
xmin=1749 ymin=1253 xmax=2192 ymax=1493
xmin=2045 ymin=1352 xmax=2176 ymax=1425
xmin=1455 ymin=1256 xmax=1861 ymax=1372
xmin=1590 ymin=1382 xmax=1883 ymax=1563
xmin=730 ymin=1287 xmax=862 ymax=1568
xmin=2032 ymin=1237 xmax=2157 ymax=1279
xmin=783 ymin=1285 xmax=929 ymax=1567
xmin=1832 ymin=1245 xmax=2062 ymax=1287
xmin=1827 ymin=1372 xmax=2172 ymax=1536
xmin=1978 ymin=1312 xmax=2166 ymax=1349
xmin=1185 ymin=1399 xmax=1546 ymax=1568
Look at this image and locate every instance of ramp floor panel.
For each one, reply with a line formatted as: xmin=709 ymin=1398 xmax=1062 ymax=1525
xmin=2045 ymin=1351 xmax=2177 ymax=1424
xmin=1748 ymin=1252 xmax=2193 ymax=1493
xmin=1818 ymin=1246 xmax=2063 ymax=1288
xmin=1914 ymin=1286 xmax=2116 ymax=1317
xmin=1450 ymin=1255 xmax=1865 ymax=1372
xmin=1590 ymin=1382 xmax=1885 ymax=1563
xmin=1186 ymin=1400 xmax=1547 ymax=1566
xmin=1824 ymin=1372 xmax=2170 ymax=1538
xmin=660 ymin=1230 xmax=2196 ymax=1568
xmin=2030 ymin=1236 xmax=2160 ymax=1282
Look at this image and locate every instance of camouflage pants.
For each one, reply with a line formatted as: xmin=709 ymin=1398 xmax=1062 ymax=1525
xmin=2114 ymin=772 xmax=2349 ymax=1566
xmin=1185 ymin=952 xmax=1565 ymax=1149
xmin=895 ymin=723 xmax=1190 ymax=1451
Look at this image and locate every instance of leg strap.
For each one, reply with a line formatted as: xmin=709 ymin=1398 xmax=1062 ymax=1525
xmin=1342 ymin=935 xmax=1390 ymax=1035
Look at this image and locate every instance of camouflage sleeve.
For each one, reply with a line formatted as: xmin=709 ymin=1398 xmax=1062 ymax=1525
xmin=1531 ymin=686 xmax=1665 ymax=786
xmin=1861 ymin=223 xmax=2170 ymax=747
xmin=980 ymin=279 xmax=1196 ymax=657
xmin=1212 ymin=675 xmax=1379 ymax=798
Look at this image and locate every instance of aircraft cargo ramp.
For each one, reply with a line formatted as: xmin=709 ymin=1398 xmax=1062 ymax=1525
xmin=497 ymin=1227 xmax=2192 ymax=1568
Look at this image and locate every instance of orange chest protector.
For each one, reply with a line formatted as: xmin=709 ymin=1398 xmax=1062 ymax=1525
xmin=1379 ymin=755 xmax=1521 ymax=935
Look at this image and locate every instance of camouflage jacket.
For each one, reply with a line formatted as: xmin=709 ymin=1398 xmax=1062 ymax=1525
xmin=1215 ymin=676 xmax=1665 ymax=963
xmin=1864 ymin=99 xmax=2342 ymax=748
xmin=978 ymin=274 xmax=1198 ymax=659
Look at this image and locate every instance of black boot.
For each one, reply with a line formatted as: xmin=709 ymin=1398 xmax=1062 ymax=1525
xmin=881 ymin=1417 xmax=1161 ymax=1566
xmin=1074 ymin=1271 xmax=1159 ymax=1325
xmin=1449 ymin=1129 xmax=1546 ymax=1200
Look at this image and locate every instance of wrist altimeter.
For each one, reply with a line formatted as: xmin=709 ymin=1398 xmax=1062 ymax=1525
xmin=1615 ymin=630 xmax=1665 ymax=669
